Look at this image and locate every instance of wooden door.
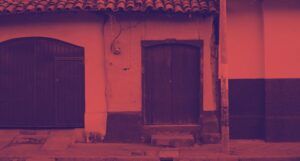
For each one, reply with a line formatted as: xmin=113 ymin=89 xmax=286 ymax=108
xmin=142 ymin=41 xmax=202 ymax=125
xmin=0 ymin=37 xmax=84 ymax=128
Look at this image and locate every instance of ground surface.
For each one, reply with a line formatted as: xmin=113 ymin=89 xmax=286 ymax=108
xmin=0 ymin=130 xmax=299 ymax=161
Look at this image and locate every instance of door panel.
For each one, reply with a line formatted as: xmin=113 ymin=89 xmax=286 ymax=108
xmin=171 ymin=45 xmax=200 ymax=124
xmin=144 ymin=45 xmax=172 ymax=124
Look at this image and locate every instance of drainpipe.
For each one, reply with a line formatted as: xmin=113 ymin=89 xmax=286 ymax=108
xmin=219 ymin=0 xmax=229 ymax=153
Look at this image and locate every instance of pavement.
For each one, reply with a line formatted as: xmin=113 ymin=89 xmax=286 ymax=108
xmin=0 ymin=130 xmax=300 ymax=161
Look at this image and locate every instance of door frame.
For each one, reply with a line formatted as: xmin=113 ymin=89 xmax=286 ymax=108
xmin=141 ymin=39 xmax=204 ymax=125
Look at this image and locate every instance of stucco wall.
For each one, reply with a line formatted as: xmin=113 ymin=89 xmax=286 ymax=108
xmin=227 ymin=0 xmax=265 ymax=79
xmin=263 ymin=0 xmax=300 ymax=78
xmin=227 ymin=0 xmax=300 ymax=79
xmin=104 ymin=14 xmax=216 ymax=112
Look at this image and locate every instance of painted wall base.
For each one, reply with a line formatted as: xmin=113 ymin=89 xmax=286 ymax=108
xmin=104 ymin=112 xmax=143 ymax=143
xmin=229 ymin=78 xmax=300 ymax=142
xmin=198 ymin=111 xmax=221 ymax=144
xmin=84 ymin=112 xmax=107 ymax=143
xmin=104 ymin=111 xmax=221 ymax=144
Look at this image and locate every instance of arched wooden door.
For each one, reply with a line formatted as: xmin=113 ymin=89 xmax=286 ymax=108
xmin=142 ymin=40 xmax=202 ymax=125
xmin=0 ymin=37 xmax=84 ymax=128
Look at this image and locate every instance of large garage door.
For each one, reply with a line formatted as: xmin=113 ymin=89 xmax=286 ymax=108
xmin=0 ymin=37 xmax=84 ymax=128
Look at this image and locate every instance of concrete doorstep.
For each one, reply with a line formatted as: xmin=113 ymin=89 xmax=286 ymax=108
xmin=151 ymin=133 xmax=195 ymax=147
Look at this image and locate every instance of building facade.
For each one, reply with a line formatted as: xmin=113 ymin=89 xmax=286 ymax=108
xmin=0 ymin=0 xmax=220 ymax=144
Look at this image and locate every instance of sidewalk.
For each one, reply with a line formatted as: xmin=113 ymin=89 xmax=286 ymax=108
xmin=0 ymin=130 xmax=300 ymax=161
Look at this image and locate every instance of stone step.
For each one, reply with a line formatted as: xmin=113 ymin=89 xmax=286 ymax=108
xmin=143 ymin=125 xmax=201 ymax=134
xmin=151 ymin=133 xmax=195 ymax=147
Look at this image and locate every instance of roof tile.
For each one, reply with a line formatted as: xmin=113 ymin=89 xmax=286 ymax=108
xmin=0 ymin=0 xmax=218 ymax=15
xmin=145 ymin=0 xmax=154 ymax=9
xmin=154 ymin=0 xmax=164 ymax=10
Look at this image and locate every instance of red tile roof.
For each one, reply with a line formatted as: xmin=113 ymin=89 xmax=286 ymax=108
xmin=0 ymin=0 xmax=218 ymax=15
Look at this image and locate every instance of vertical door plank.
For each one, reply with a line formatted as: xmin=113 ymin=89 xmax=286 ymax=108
xmin=34 ymin=39 xmax=55 ymax=127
